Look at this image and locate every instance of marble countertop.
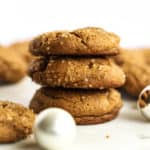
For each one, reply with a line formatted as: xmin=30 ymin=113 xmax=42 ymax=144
xmin=0 ymin=77 xmax=149 ymax=150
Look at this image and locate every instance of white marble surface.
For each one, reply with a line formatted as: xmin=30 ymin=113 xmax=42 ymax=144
xmin=0 ymin=77 xmax=150 ymax=150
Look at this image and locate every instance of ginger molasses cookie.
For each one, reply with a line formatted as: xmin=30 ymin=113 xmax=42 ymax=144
xmin=114 ymin=49 xmax=150 ymax=97
xmin=0 ymin=101 xmax=35 ymax=143
xmin=0 ymin=47 xmax=28 ymax=82
xmin=10 ymin=41 xmax=33 ymax=63
xmin=141 ymin=49 xmax=150 ymax=65
xmin=29 ymin=57 xmax=125 ymax=89
xmin=29 ymin=27 xmax=120 ymax=56
xmin=30 ymin=87 xmax=123 ymax=125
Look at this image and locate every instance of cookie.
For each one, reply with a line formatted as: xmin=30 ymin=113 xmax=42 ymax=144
xmin=10 ymin=41 xmax=33 ymax=63
xmin=114 ymin=49 xmax=150 ymax=97
xmin=0 ymin=47 xmax=28 ymax=82
xmin=29 ymin=27 xmax=120 ymax=56
xmin=30 ymin=87 xmax=123 ymax=125
xmin=141 ymin=49 xmax=150 ymax=65
xmin=0 ymin=101 xmax=35 ymax=143
xmin=29 ymin=57 xmax=125 ymax=89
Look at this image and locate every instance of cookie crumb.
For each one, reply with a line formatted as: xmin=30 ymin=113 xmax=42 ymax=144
xmin=105 ymin=135 xmax=110 ymax=139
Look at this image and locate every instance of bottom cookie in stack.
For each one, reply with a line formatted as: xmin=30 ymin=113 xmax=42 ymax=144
xmin=30 ymin=87 xmax=123 ymax=125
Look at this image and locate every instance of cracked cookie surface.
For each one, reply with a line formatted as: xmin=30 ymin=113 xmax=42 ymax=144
xmin=29 ymin=27 xmax=120 ymax=56
xmin=29 ymin=57 xmax=125 ymax=89
xmin=0 ymin=101 xmax=35 ymax=143
xmin=30 ymin=87 xmax=123 ymax=125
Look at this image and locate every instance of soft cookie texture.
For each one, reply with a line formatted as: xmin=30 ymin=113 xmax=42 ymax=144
xmin=30 ymin=87 xmax=123 ymax=125
xmin=141 ymin=49 xmax=150 ymax=65
xmin=29 ymin=57 xmax=125 ymax=89
xmin=10 ymin=41 xmax=33 ymax=63
xmin=0 ymin=42 xmax=34 ymax=83
xmin=0 ymin=47 xmax=28 ymax=82
xmin=29 ymin=27 xmax=120 ymax=56
xmin=0 ymin=101 xmax=35 ymax=143
xmin=114 ymin=49 xmax=150 ymax=97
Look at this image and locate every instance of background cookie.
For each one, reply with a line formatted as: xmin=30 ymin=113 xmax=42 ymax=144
xmin=29 ymin=57 xmax=125 ymax=89
xmin=10 ymin=41 xmax=33 ymax=63
xmin=141 ymin=49 xmax=150 ymax=65
xmin=30 ymin=27 xmax=120 ymax=56
xmin=114 ymin=49 xmax=150 ymax=97
xmin=0 ymin=41 xmax=35 ymax=83
xmin=0 ymin=47 xmax=28 ymax=82
xmin=0 ymin=101 xmax=35 ymax=143
xmin=30 ymin=87 xmax=123 ymax=125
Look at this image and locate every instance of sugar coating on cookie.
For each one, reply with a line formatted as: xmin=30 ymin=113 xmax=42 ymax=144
xmin=28 ymin=57 xmax=125 ymax=89
xmin=0 ymin=101 xmax=35 ymax=143
xmin=30 ymin=87 xmax=123 ymax=125
xmin=29 ymin=27 xmax=120 ymax=56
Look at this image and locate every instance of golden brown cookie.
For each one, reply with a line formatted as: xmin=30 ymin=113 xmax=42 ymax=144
xmin=141 ymin=49 xmax=150 ymax=65
xmin=30 ymin=87 xmax=123 ymax=125
xmin=10 ymin=41 xmax=33 ymax=63
xmin=0 ymin=101 xmax=35 ymax=143
xmin=29 ymin=57 xmax=125 ymax=89
xmin=0 ymin=47 xmax=28 ymax=82
xmin=114 ymin=49 xmax=150 ymax=97
xmin=29 ymin=27 xmax=120 ymax=56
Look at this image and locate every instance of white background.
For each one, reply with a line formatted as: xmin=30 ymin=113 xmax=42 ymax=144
xmin=0 ymin=0 xmax=150 ymax=47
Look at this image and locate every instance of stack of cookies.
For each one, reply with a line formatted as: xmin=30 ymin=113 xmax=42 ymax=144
xmin=29 ymin=27 xmax=125 ymax=125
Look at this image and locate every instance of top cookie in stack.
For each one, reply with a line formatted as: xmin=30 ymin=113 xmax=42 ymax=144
xmin=30 ymin=27 xmax=120 ymax=56
xmin=29 ymin=27 xmax=125 ymax=125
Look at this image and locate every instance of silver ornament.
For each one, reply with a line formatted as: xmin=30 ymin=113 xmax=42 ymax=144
xmin=137 ymin=85 xmax=150 ymax=120
xmin=34 ymin=108 xmax=76 ymax=150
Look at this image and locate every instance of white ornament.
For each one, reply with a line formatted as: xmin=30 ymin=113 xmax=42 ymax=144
xmin=137 ymin=85 xmax=150 ymax=120
xmin=34 ymin=108 xmax=76 ymax=150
